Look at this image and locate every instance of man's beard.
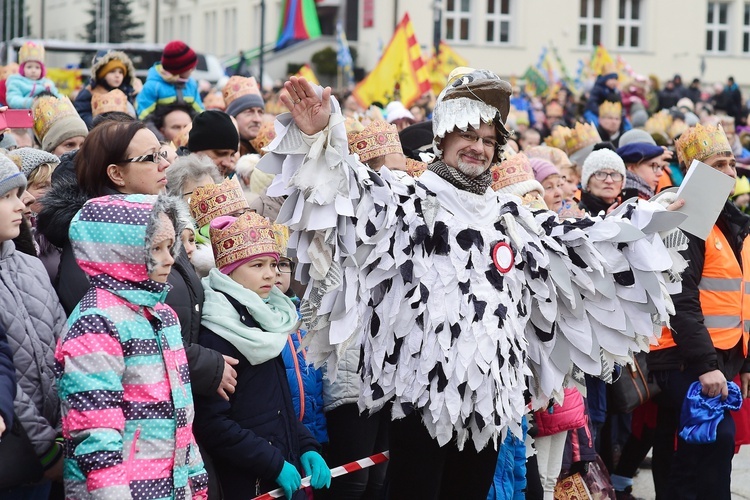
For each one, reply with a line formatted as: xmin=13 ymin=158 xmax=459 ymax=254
xmin=456 ymin=155 xmax=489 ymax=178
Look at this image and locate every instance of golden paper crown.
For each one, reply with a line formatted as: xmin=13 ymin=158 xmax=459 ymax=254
xmin=0 ymin=63 xmax=19 ymax=80
xmin=348 ymin=120 xmax=402 ymax=163
xmin=490 ymin=153 xmax=534 ymax=191
xmin=32 ymin=96 xmax=78 ymax=143
xmin=172 ymin=123 xmax=192 ymax=148
xmin=644 ymin=110 xmax=673 ymax=136
xmin=344 ymin=117 xmax=365 ymax=135
xmin=272 ymin=223 xmax=290 ymax=256
xmin=668 ymin=119 xmax=688 ymax=140
xmin=222 ymin=76 xmax=261 ymax=107
xmin=91 ymin=89 xmax=130 ymax=116
xmin=210 ymin=212 xmax=278 ymax=271
xmin=565 ymin=122 xmax=601 ymax=156
xmin=544 ymin=126 xmax=571 ymax=152
xmin=525 ymin=145 xmax=574 ymax=169
xmin=718 ymin=114 xmax=736 ymax=132
xmin=203 ymin=91 xmax=226 ymax=111
xmin=405 ymin=158 xmax=427 ymax=177
xmin=674 ymin=123 xmax=732 ymax=168
xmin=189 ymin=177 xmax=250 ymax=228
xmin=250 ymin=122 xmax=277 ymax=156
xmin=598 ymin=100 xmax=622 ymax=118
xmin=19 ymin=42 xmax=44 ymax=65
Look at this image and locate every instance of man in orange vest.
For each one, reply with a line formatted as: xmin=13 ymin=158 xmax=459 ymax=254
xmin=649 ymin=122 xmax=750 ymax=500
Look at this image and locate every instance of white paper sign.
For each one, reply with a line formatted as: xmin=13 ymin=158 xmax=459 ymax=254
xmin=673 ymin=159 xmax=735 ymax=240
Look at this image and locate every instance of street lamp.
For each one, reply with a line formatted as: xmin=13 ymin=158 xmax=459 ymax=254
xmin=259 ymin=0 xmax=265 ymax=85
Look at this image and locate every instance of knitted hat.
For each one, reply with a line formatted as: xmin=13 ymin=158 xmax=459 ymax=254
xmin=616 ymin=142 xmax=664 ymax=165
xmin=529 ymin=157 xmax=560 ymax=183
xmin=18 ymin=41 xmax=46 ymax=77
xmin=189 ymin=177 xmax=250 ymax=228
xmin=618 ymin=129 xmax=657 ymax=147
xmin=674 ymin=123 xmax=732 ymax=169
xmin=581 ymin=149 xmax=627 ymax=191
xmin=223 ymin=76 xmax=265 ymax=117
xmin=0 ymin=153 xmax=26 ymax=198
xmin=32 ymin=96 xmax=89 ymax=153
xmin=385 ymin=101 xmax=415 ymax=124
xmin=0 ymin=133 xmax=17 ymax=150
xmin=96 ymin=58 xmax=127 ymax=80
xmin=209 ymin=212 xmax=279 ymax=275
xmin=161 ymin=40 xmax=198 ymax=75
xmin=7 ymin=147 xmax=59 ymax=178
xmin=90 ymin=50 xmax=136 ymax=88
xmin=91 ymin=89 xmax=131 ymax=117
xmin=348 ymin=120 xmax=402 ymax=163
xmin=490 ymin=153 xmax=544 ymax=197
xmin=525 ymin=145 xmax=573 ymax=170
xmin=188 ymin=111 xmax=239 ymax=153
xmin=631 ymin=109 xmax=649 ymax=128
xmin=250 ymin=122 xmax=277 ymax=156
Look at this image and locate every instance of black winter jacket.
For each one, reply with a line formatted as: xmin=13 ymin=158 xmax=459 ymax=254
xmin=0 ymin=321 xmax=15 ymax=431
xmin=193 ymin=294 xmax=321 ymax=500
xmin=649 ymin=201 xmax=750 ymax=379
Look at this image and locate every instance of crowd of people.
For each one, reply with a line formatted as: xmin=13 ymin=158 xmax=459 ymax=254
xmin=0 ymin=37 xmax=749 ymax=500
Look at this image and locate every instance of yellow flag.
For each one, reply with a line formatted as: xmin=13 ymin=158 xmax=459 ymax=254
xmin=294 ymin=64 xmax=319 ymax=85
xmin=46 ymin=68 xmax=83 ymax=97
xmin=427 ymin=41 xmax=469 ymax=95
xmin=353 ymin=13 xmax=431 ymax=108
xmin=589 ymin=45 xmax=615 ymax=76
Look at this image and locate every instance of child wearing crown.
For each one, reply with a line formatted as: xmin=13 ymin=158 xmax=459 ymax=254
xmin=192 ymin=212 xmax=330 ymax=500
xmin=5 ymin=41 xmax=59 ymax=109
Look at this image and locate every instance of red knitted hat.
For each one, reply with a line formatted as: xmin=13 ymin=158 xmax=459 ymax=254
xmin=161 ymin=40 xmax=197 ymax=75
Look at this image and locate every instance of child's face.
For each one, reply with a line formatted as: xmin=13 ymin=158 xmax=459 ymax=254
xmin=104 ymin=68 xmax=125 ymax=88
xmin=274 ymin=257 xmax=293 ymax=294
xmin=560 ymin=168 xmax=580 ymax=200
xmin=229 ymin=256 xmax=279 ymax=299
xmin=23 ymin=62 xmax=42 ymax=80
xmin=148 ymin=236 xmax=176 ymax=283
xmin=0 ymin=188 xmax=27 ymax=242
xmin=181 ymin=228 xmax=196 ymax=260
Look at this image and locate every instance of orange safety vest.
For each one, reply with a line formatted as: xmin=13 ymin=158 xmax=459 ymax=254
xmin=656 ymin=224 xmax=750 ymax=355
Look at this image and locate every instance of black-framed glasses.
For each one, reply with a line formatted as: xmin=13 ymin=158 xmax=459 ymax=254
xmin=457 ymin=130 xmax=498 ymax=149
xmin=593 ymin=171 xmax=624 ymax=182
xmin=277 ymin=258 xmax=296 ymax=274
xmin=646 ymin=162 xmax=665 ymax=173
xmin=123 ymin=150 xmax=168 ymax=165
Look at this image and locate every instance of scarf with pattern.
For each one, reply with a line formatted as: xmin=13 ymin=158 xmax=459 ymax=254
xmin=428 ymin=160 xmax=493 ymax=195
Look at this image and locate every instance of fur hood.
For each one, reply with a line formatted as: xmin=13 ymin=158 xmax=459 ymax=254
xmin=89 ymin=50 xmax=139 ymax=91
xmin=35 ymin=174 xmax=89 ymax=248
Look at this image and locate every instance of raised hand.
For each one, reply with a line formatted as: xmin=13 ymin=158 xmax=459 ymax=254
xmin=280 ymin=76 xmax=332 ymax=136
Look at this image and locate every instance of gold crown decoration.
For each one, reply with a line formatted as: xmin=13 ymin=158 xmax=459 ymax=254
xmin=644 ymin=110 xmax=673 ymax=137
xmin=405 ymin=158 xmax=428 ymax=177
xmin=668 ymin=119 xmax=688 ymax=140
xmin=544 ymin=125 xmax=571 ymax=152
xmin=598 ymin=100 xmax=622 ymax=118
xmin=172 ymin=123 xmax=192 ymax=148
xmin=32 ymin=95 xmax=78 ymax=143
xmin=203 ymin=91 xmax=226 ymax=111
xmin=222 ymin=76 xmax=262 ymax=107
xmin=490 ymin=153 xmax=534 ymax=191
xmin=718 ymin=114 xmax=736 ymax=132
xmin=525 ymin=145 xmax=574 ymax=170
xmin=19 ymin=41 xmax=45 ymax=64
xmin=344 ymin=117 xmax=365 ymax=135
xmin=272 ymin=223 xmax=290 ymax=256
xmin=91 ymin=89 xmax=130 ymax=117
xmin=189 ymin=177 xmax=250 ymax=228
xmin=250 ymin=122 xmax=277 ymax=156
xmin=210 ymin=212 xmax=279 ymax=271
xmin=348 ymin=120 xmax=402 ymax=163
xmin=565 ymin=122 xmax=601 ymax=156
xmin=674 ymin=123 xmax=732 ymax=168
xmin=0 ymin=63 xmax=19 ymax=80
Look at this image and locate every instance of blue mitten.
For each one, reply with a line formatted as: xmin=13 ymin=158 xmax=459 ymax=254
xmin=301 ymin=451 xmax=331 ymax=489
xmin=275 ymin=461 xmax=301 ymax=499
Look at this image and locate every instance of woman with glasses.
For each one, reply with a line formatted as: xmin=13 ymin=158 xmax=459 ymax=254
xmin=617 ymin=142 xmax=668 ymax=201
xmin=578 ymin=148 xmax=628 ymax=216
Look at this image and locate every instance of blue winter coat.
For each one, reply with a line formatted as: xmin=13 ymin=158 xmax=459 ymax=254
xmin=5 ymin=74 xmax=59 ymax=109
xmin=487 ymin=416 xmax=527 ymax=500
xmin=585 ymin=73 xmax=621 ymax=117
xmin=0 ymin=321 xmax=15 ymax=431
xmin=193 ymin=293 xmax=321 ymax=500
xmin=136 ymin=64 xmax=203 ymax=120
xmin=281 ymin=325 xmax=328 ymax=444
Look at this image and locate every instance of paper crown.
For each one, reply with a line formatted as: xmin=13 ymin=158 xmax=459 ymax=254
xmin=598 ymin=100 xmax=622 ymax=118
xmin=19 ymin=41 xmax=44 ymax=64
xmin=91 ymin=89 xmax=130 ymax=116
xmin=405 ymin=158 xmax=428 ymax=177
xmin=0 ymin=63 xmax=19 ymax=80
xmin=172 ymin=123 xmax=192 ymax=148
xmin=348 ymin=120 xmax=402 ymax=163
xmin=203 ymin=91 xmax=226 ymax=111
xmin=222 ymin=76 xmax=261 ymax=107
xmin=344 ymin=116 xmax=365 ymax=135
xmin=734 ymin=176 xmax=750 ymax=198
xmin=32 ymin=95 xmax=78 ymax=143
xmin=250 ymin=122 xmax=277 ymax=156
xmin=644 ymin=111 xmax=673 ymax=137
xmin=718 ymin=114 xmax=736 ymax=132
xmin=674 ymin=123 xmax=732 ymax=167
xmin=544 ymin=126 xmax=571 ymax=151
xmin=668 ymin=119 xmax=688 ymax=140
xmin=491 ymin=153 xmax=534 ymax=191
xmin=189 ymin=177 xmax=250 ymax=228
xmin=565 ymin=122 xmax=601 ymax=156
xmin=210 ymin=212 xmax=278 ymax=271
xmin=525 ymin=145 xmax=574 ymax=170
xmin=272 ymin=223 xmax=290 ymax=256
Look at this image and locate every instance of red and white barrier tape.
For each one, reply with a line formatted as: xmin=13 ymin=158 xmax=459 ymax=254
xmin=251 ymin=451 xmax=390 ymax=500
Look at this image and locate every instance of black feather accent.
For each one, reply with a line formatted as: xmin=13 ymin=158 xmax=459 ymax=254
xmin=533 ymin=322 xmax=555 ymax=342
xmin=420 ymin=283 xmax=430 ymax=304
xmin=428 ymin=364 xmax=449 ymax=392
xmin=458 ymin=381 xmax=467 ymax=398
xmin=474 ymin=412 xmax=486 ymax=431
xmin=450 ymin=323 xmax=461 ymax=342
xmin=485 ymin=269 xmax=504 ymax=291
xmin=413 ymin=224 xmax=430 ymax=245
xmin=435 ymin=323 xmax=444 ymax=333
xmin=384 ymin=337 xmax=403 ymax=365
xmin=614 ymin=270 xmax=635 ymax=286
xmin=416 ymin=313 xmax=424 ymax=329
xmin=494 ymin=303 xmax=507 ymax=328
xmin=567 ymin=247 xmax=588 ymax=269
xmin=371 ymin=383 xmax=384 ymax=400
xmin=400 ymin=260 xmax=414 ymax=282
xmin=370 ymin=314 xmax=380 ymax=337
xmin=365 ymin=220 xmax=377 ymax=237
xmin=472 ymin=298 xmax=487 ymax=321
xmin=426 ymin=221 xmax=451 ymax=255
xmin=458 ymin=280 xmax=471 ymax=294
xmin=456 ymin=228 xmax=484 ymax=251
xmin=465 ymin=255 xmax=474 ymax=270
xmin=496 ymin=346 xmax=505 ymax=368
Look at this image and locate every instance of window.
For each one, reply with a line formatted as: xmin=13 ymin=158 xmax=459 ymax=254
xmin=579 ymin=0 xmax=604 ymax=47
xmin=617 ymin=0 xmax=642 ymax=49
xmin=162 ymin=17 xmax=174 ymax=42
xmin=179 ymin=15 xmax=192 ymax=41
xmin=445 ymin=0 xmax=472 ymax=43
xmin=706 ymin=2 xmax=729 ymax=53
xmin=743 ymin=3 xmax=750 ymax=53
xmin=204 ymin=11 xmax=217 ymax=54
xmin=224 ymin=8 xmax=237 ymax=55
xmin=486 ymin=0 xmax=512 ymax=44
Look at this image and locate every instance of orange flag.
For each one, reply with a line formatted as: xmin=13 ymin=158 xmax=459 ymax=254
xmin=353 ymin=13 xmax=430 ymax=108
xmin=294 ymin=63 xmax=319 ymax=85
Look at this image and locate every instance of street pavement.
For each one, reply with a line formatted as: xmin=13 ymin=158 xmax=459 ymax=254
xmin=632 ymin=445 xmax=750 ymax=499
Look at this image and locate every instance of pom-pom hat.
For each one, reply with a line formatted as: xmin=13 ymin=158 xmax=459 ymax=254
xmin=161 ymin=40 xmax=198 ymax=75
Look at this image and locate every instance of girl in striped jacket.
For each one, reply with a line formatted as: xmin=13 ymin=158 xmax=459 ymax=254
xmin=55 ymin=194 xmax=208 ymax=499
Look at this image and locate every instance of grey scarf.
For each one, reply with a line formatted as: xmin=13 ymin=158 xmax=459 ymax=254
xmin=428 ymin=160 xmax=492 ymax=195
